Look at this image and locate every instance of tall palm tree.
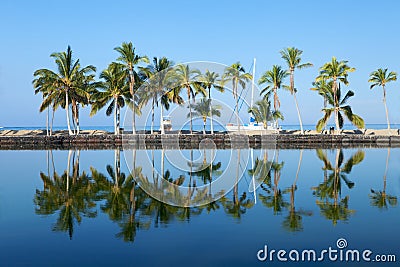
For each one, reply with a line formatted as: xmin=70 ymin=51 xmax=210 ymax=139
xmin=369 ymin=148 xmax=398 ymax=209
xmin=114 ymin=42 xmax=149 ymax=134
xmin=33 ymin=71 xmax=56 ymax=136
xmin=198 ymin=70 xmax=224 ymax=134
xmin=368 ymin=68 xmax=397 ymax=130
xmin=139 ymin=57 xmax=174 ymax=134
xmin=188 ymin=98 xmax=222 ymax=134
xmin=71 ymin=70 xmax=97 ymax=134
xmin=280 ymin=47 xmax=313 ymax=134
xmin=90 ymin=63 xmax=130 ymax=135
xmin=33 ymin=46 xmax=96 ymax=135
xmin=316 ymin=84 xmax=364 ymax=132
xmin=169 ymin=64 xmax=203 ymax=133
xmin=222 ymin=62 xmax=253 ymax=131
xmin=248 ymin=98 xmax=273 ymax=129
xmin=258 ymin=65 xmax=288 ymax=128
xmin=316 ymin=57 xmax=355 ymax=133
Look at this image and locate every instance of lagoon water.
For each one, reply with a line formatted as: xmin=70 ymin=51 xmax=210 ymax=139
xmin=0 ymin=148 xmax=399 ymax=266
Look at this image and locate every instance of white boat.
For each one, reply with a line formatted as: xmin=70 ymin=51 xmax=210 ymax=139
xmin=226 ymin=58 xmax=278 ymax=133
xmin=226 ymin=121 xmax=277 ymax=132
xmin=160 ymin=116 xmax=172 ymax=131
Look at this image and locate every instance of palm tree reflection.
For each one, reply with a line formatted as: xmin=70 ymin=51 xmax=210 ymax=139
xmin=369 ymin=148 xmax=398 ymax=210
xmin=34 ymin=150 xmax=97 ymax=240
xmin=313 ymin=149 xmax=364 ymax=225
xmin=282 ymin=150 xmax=312 ymax=232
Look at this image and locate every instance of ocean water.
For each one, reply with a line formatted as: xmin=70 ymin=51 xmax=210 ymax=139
xmin=0 ymin=147 xmax=399 ymax=266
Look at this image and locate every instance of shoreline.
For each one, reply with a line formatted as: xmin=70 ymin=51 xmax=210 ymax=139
xmin=1 ymin=129 xmax=400 ymax=150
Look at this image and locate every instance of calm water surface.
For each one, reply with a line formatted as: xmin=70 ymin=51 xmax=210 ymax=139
xmin=0 ymin=148 xmax=399 ymax=266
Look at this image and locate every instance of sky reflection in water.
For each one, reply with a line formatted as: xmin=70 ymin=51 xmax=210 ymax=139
xmin=0 ymin=148 xmax=399 ymax=266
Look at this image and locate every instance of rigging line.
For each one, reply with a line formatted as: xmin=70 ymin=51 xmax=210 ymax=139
xmin=227 ymin=61 xmax=255 ymax=123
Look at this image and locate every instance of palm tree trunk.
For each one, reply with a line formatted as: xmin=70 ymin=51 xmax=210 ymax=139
xmin=209 ymin=87 xmax=214 ymax=134
xmin=234 ymin=149 xmax=241 ymax=205
xmin=114 ymin=99 xmax=118 ymax=135
xmin=114 ymin=149 xmax=120 ymax=187
xmin=383 ymin=148 xmax=390 ymax=195
xmin=334 ymin=108 xmax=340 ymax=135
xmin=50 ymin=106 xmax=55 ymax=136
xmin=160 ymin=103 xmax=165 ymax=135
xmin=65 ymin=91 xmax=73 ymax=135
xmin=333 ymin=80 xmax=340 ymax=134
xmin=46 ymin=105 xmax=49 ymax=136
xmin=209 ymin=148 xmax=214 ymax=197
xmin=117 ymin=105 xmax=121 ymax=135
xmin=293 ymin=92 xmax=304 ymax=134
xmin=133 ymin=148 xmax=137 ymax=176
xmin=234 ymin=83 xmax=241 ymax=132
xmin=188 ymin=88 xmax=193 ymax=134
xmin=67 ymin=149 xmax=72 ymax=193
xmin=382 ymin=86 xmax=390 ymax=130
xmin=151 ymin=97 xmax=155 ymax=134
xmin=334 ymin=149 xmax=340 ymax=205
xmin=294 ymin=149 xmax=303 ymax=187
xmin=76 ymin=105 xmax=80 ymax=135
xmin=236 ymin=96 xmax=240 ymax=132
xmin=130 ymin=73 xmax=136 ymax=135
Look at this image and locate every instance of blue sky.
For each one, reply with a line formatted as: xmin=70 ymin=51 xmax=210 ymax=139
xmin=1 ymin=0 xmax=399 ymax=127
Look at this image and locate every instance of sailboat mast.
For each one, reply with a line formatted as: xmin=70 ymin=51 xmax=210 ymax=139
xmin=251 ymin=58 xmax=256 ymax=108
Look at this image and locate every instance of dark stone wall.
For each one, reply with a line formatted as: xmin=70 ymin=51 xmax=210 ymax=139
xmin=1 ymin=133 xmax=400 ymax=150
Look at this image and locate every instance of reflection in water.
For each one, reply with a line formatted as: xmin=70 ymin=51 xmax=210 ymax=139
xmin=33 ymin=147 xmax=399 ymax=243
xmin=34 ymin=150 xmax=97 ymax=240
xmin=282 ymin=150 xmax=312 ymax=232
xmin=369 ymin=148 xmax=398 ymax=210
xmin=259 ymin=150 xmax=288 ymax=215
xmin=313 ymin=149 xmax=364 ymax=225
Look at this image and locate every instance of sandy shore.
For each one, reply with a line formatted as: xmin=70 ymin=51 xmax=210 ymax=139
xmin=0 ymin=129 xmax=399 ymax=137
xmin=0 ymin=129 xmax=109 ymax=136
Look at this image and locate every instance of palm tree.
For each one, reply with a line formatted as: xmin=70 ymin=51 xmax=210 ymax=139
xmin=316 ymin=57 xmax=355 ymax=133
xmin=316 ymin=84 xmax=364 ymax=132
xmin=368 ymin=68 xmax=397 ymax=130
xmin=369 ymin=148 xmax=398 ymax=209
xmin=90 ymin=63 xmax=130 ymax=135
xmin=248 ymin=98 xmax=273 ymax=129
xmin=198 ymin=70 xmax=224 ymax=134
xmin=33 ymin=46 xmax=96 ymax=135
xmin=114 ymin=42 xmax=149 ymax=134
xmin=188 ymin=98 xmax=222 ymax=134
xmin=311 ymin=78 xmax=330 ymax=115
xmin=258 ymin=65 xmax=288 ymax=128
xmin=33 ymin=70 xmax=56 ymax=136
xmin=222 ymin=62 xmax=253 ymax=131
xmin=139 ymin=57 xmax=174 ymax=134
xmin=169 ymin=64 xmax=203 ymax=133
xmin=280 ymin=47 xmax=313 ymax=134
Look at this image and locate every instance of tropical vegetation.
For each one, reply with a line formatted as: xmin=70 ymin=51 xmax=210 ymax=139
xmin=33 ymin=44 xmax=399 ymax=134
xmin=368 ymin=68 xmax=397 ymax=130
